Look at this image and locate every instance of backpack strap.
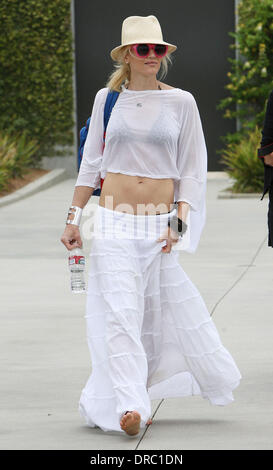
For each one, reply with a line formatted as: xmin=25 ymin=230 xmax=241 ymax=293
xmin=78 ymin=116 xmax=90 ymax=171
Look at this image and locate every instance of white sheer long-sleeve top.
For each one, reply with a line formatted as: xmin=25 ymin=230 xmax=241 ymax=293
xmin=75 ymin=84 xmax=208 ymax=253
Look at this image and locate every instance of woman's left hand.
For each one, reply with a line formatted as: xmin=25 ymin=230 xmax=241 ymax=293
xmin=156 ymin=226 xmax=180 ymax=253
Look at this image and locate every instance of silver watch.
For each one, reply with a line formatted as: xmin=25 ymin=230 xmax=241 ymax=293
xmin=168 ymin=215 xmax=188 ymax=237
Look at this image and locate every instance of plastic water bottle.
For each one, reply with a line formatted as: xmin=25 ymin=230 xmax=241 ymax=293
xmin=68 ymin=247 xmax=86 ymax=293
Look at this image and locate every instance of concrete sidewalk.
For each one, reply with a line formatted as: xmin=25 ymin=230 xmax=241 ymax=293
xmin=1 ymin=175 xmax=273 ymax=450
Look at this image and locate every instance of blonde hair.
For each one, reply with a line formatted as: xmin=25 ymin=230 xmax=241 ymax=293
xmin=104 ymin=45 xmax=174 ymax=93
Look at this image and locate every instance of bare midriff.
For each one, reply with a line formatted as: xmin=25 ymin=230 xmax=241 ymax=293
xmin=99 ymin=172 xmax=175 ymax=215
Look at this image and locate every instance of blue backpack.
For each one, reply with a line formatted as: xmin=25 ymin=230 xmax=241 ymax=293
xmin=78 ymin=89 xmax=120 ymax=196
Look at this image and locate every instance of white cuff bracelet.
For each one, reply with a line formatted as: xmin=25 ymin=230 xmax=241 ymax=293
xmin=66 ymin=205 xmax=83 ymax=226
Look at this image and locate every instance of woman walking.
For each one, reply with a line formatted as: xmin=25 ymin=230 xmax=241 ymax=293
xmin=61 ymin=15 xmax=241 ymax=437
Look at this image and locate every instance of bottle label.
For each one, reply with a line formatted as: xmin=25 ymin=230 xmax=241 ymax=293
xmin=69 ymin=255 xmax=85 ymax=265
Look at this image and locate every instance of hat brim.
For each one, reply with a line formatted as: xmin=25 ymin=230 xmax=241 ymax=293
xmin=110 ymin=42 xmax=177 ymax=61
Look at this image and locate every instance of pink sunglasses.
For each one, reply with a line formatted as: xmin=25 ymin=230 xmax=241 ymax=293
xmin=131 ymin=43 xmax=168 ymax=59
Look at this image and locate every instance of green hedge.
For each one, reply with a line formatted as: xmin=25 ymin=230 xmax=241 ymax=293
xmin=0 ymin=0 xmax=74 ymax=163
xmin=217 ymin=0 xmax=273 ymax=149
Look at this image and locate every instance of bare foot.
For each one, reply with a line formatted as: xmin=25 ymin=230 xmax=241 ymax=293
xmin=120 ymin=410 xmax=141 ymax=435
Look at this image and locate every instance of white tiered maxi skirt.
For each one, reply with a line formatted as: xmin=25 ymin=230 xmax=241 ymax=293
xmin=78 ymin=205 xmax=242 ymax=433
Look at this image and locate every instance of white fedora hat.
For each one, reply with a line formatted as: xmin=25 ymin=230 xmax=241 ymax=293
xmin=110 ymin=15 xmax=177 ymax=61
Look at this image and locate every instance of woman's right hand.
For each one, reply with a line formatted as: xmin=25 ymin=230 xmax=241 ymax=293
xmin=60 ymin=224 xmax=83 ymax=251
